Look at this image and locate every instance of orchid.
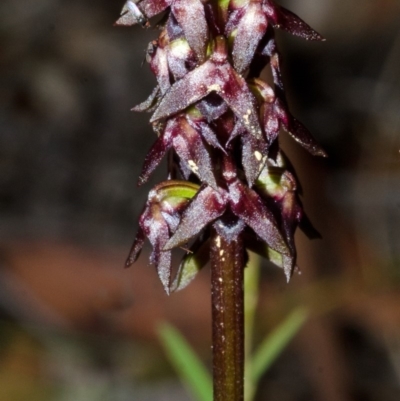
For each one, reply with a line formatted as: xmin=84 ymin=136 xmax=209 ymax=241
xmin=116 ymin=0 xmax=324 ymax=399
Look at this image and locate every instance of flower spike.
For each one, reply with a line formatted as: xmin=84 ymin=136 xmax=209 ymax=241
xmin=121 ymin=0 xmax=324 ymax=289
xmin=120 ymin=2 xmax=325 ymax=397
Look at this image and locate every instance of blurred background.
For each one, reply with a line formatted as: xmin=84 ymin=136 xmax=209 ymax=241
xmin=0 ymin=0 xmax=400 ymax=400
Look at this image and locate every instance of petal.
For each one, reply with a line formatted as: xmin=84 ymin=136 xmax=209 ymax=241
xmin=152 ymin=60 xmax=263 ymax=139
xmin=232 ymin=3 xmax=268 ymax=73
xmin=226 ymin=119 xmax=245 ymax=148
xmin=140 ymin=0 xmax=171 ymax=18
xmin=114 ymin=1 xmax=147 ymax=26
xmin=172 ymin=117 xmax=217 ymax=188
xmin=241 ymin=133 xmax=267 ymax=186
xmin=269 ymin=52 xmax=285 ymax=93
xmin=282 ymin=254 xmax=295 ymax=282
xmin=283 ymin=114 xmax=327 ymax=157
xmin=140 ymin=204 xmax=172 ymax=292
xmin=172 ymin=0 xmax=208 ymax=62
xmin=299 ymin=212 xmax=321 ymax=239
xmin=151 ymin=231 xmax=173 ymax=294
xmin=270 ymin=4 xmax=325 ymax=41
xmin=261 ymin=103 xmax=280 ymax=144
xmin=164 ymin=186 xmax=227 ymax=249
xmin=125 ymin=226 xmax=146 ymax=266
xmin=198 ymin=122 xmax=226 ymax=154
xmin=217 ymin=65 xmax=263 ymax=139
xmin=228 ymin=180 xmax=289 ymax=255
xmin=151 ymin=46 xmax=171 ymax=95
xmin=281 ymin=192 xmax=302 ymax=250
xmin=131 ymin=86 xmax=160 ymax=112
xmin=244 ymin=231 xmax=296 ymax=280
xmin=138 ymin=130 xmax=171 ymax=185
xmin=170 ymin=237 xmax=210 ymax=292
xmin=153 ymin=248 xmax=173 ymax=294
xmin=151 ymin=61 xmax=215 ymax=122
xmin=166 ymin=12 xmax=184 ymax=40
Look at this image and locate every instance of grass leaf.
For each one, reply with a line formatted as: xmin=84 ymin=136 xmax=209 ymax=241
xmin=158 ymin=322 xmax=212 ymax=401
xmin=251 ymin=307 xmax=308 ymax=384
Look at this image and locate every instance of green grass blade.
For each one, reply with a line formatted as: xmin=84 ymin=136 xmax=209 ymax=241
xmin=158 ymin=322 xmax=213 ymax=401
xmin=251 ymin=307 xmax=309 ymax=384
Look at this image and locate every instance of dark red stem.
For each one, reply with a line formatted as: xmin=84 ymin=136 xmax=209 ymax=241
xmin=211 ymin=225 xmax=245 ymax=401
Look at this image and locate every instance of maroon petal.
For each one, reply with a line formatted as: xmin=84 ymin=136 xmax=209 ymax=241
xmin=269 ymin=52 xmax=285 ymax=93
xmin=164 ymin=186 xmax=227 ymax=249
xmin=198 ymin=122 xmax=226 ymax=154
xmin=269 ymin=3 xmax=324 ymax=41
xmin=283 ymin=114 xmax=328 ymax=157
xmin=217 ymin=65 xmax=263 ymax=139
xmin=172 ymin=118 xmax=217 ymax=188
xmin=150 ymin=229 xmax=173 ymax=294
xmin=299 ymin=213 xmax=321 ymax=239
xmin=172 ymin=0 xmax=208 ymax=62
xmin=244 ymin=230 xmax=295 ymax=279
xmin=140 ymin=0 xmax=171 ymax=18
xmin=241 ymin=133 xmax=267 ymax=186
xmin=281 ymin=192 xmax=302 ymax=250
xmin=151 ymin=46 xmax=171 ymax=95
xmin=151 ymin=61 xmax=215 ymax=122
xmin=226 ymin=119 xmax=245 ymax=148
xmin=262 ymin=102 xmax=280 ymax=144
xmin=151 ymin=59 xmax=262 ymax=140
xmin=228 ymin=180 xmax=289 ymax=255
xmin=139 ymin=203 xmax=172 ymax=293
xmin=125 ymin=226 xmax=146 ymax=267
xmin=138 ymin=131 xmax=172 ymax=185
xmin=232 ymin=3 xmax=268 ymax=74
xmin=131 ymin=86 xmax=160 ymax=112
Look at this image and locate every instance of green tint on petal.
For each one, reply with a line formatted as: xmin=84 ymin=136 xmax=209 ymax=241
xmin=255 ymin=166 xmax=290 ymax=199
xmin=169 ymin=37 xmax=192 ymax=54
xmin=171 ymin=239 xmax=210 ymax=292
xmin=155 ymin=180 xmax=200 ymax=201
xmin=246 ymin=239 xmax=285 ymax=269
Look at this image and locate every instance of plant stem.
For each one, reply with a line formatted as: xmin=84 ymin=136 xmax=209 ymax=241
xmin=211 ymin=226 xmax=245 ymax=401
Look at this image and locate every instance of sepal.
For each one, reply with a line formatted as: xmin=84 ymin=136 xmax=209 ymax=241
xmin=151 ymin=38 xmax=263 ymax=140
xmin=230 ymin=3 xmax=268 ymax=73
xmin=245 ymin=233 xmax=297 ymax=282
xmin=264 ymin=0 xmax=324 ymax=41
xmin=129 ymin=181 xmax=199 ymax=293
xmin=114 ymin=1 xmax=148 ymax=27
xmin=138 ymin=115 xmax=218 ymax=187
xmin=165 ymin=185 xmax=227 ymax=249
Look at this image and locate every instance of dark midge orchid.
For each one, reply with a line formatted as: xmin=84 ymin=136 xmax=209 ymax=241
xmin=116 ymin=0 xmax=326 ymax=292
xmin=117 ymin=0 xmax=324 ymax=399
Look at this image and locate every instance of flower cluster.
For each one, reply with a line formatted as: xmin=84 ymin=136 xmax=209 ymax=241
xmin=117 ymin=0 xmax=325 ymax=294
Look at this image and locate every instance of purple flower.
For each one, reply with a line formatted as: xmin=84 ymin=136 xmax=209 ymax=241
xmin=118 ymin=0 xmax=325 ymax=289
